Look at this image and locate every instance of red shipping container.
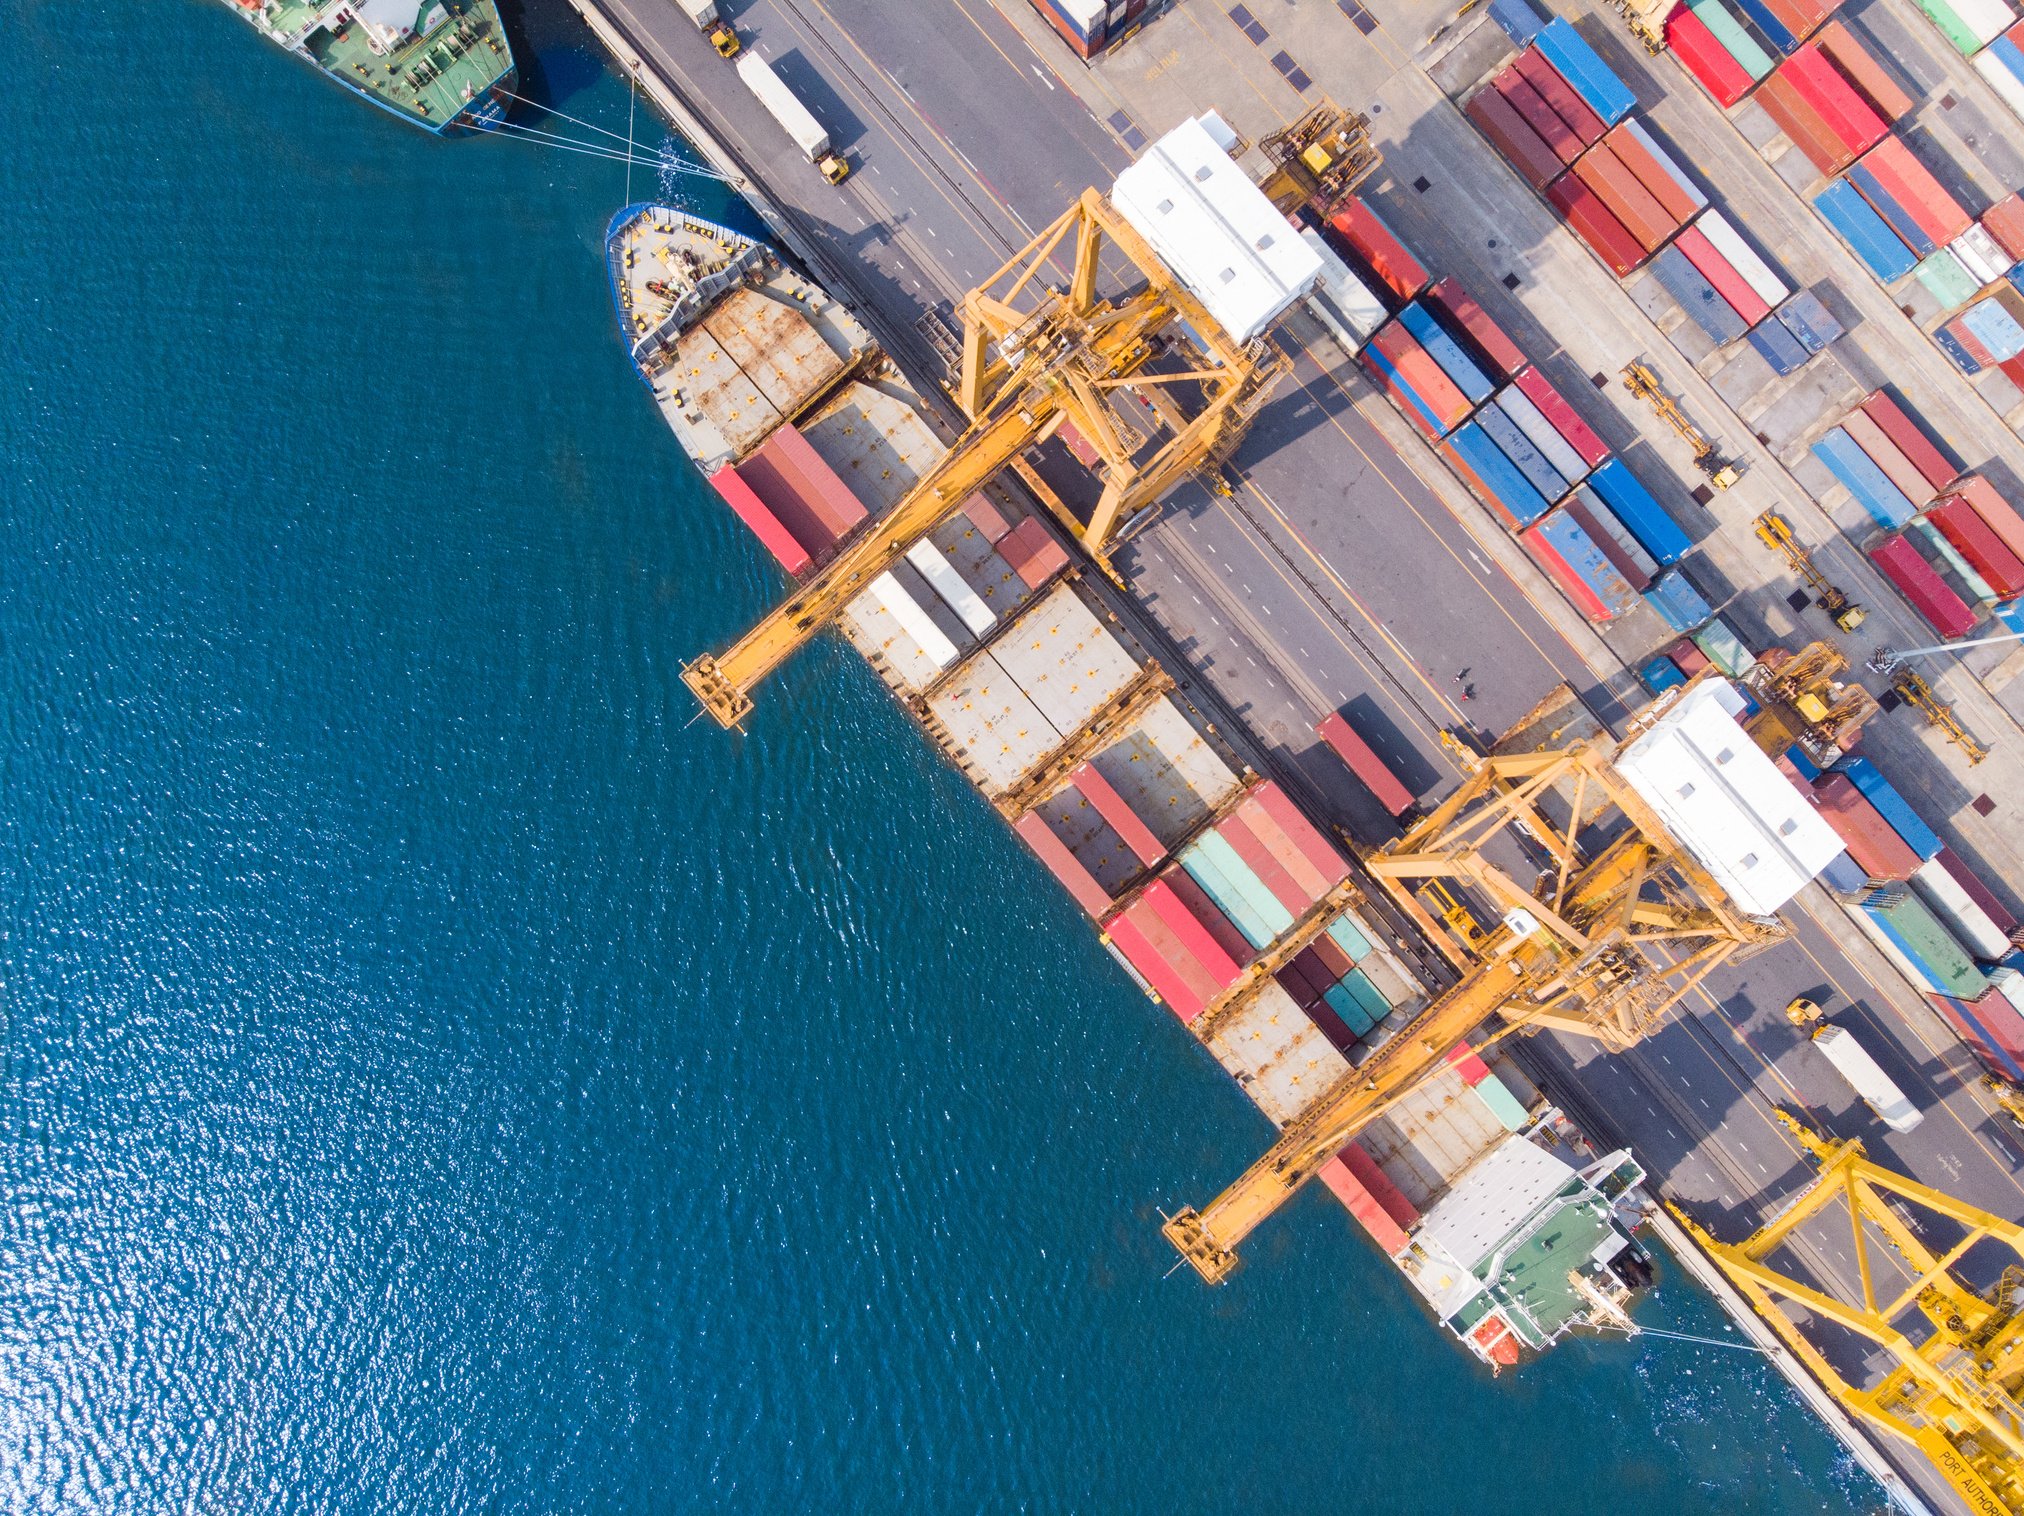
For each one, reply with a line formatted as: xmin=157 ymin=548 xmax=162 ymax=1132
xmin=1547 ymin=172 xmax=1646 ymax=275
xmin=2003 ymin=354 xmax=2024 ymax=391
xmin=1317 ymin=1153 xmax=1413 ymax=1256
xmin=1107 ymin=902 xmax=1215 ymax=1019
xmin=1936 ymin=844 xmax=2021 ymax=936
xmin=1521 ymin=516 xmax=1614 ymax=620
xmin=1763 ymin=0 xmax=1845 ymax=42
xmin=1603 ymin=121 xmax=1704 ymax=226
xmin=997 ymin=516 xmax=1069 ymax=589
xmin=1810 ymin=24 xmax=1913 ymax=122
xmin=1513 ymin=366 xmax=1611 ymax=465
xmin=1317 ymin=711 xmax=1416 ymax=817
xmin=1779 ymin=49 xmax=1889 ymax=160
xmin=1235 ymin=799 xmax=1336 ymax=905
xmin=1667 ymin=637 xmax=1712 ymax=675
xmin=1161 ymin=869 xmax=1260 ymax=973
xmin=1327 ymin=197 xmax=1430 ymax=301
xmin=1564 ymin=494 xmax=1654 ymax=590
xmin=1343 ymin=1142 xmax=1420 ymax=1227
xmin=1841 ymin=410 xmax=1938 ymax=508
xmin=1674 ymin=225 xmax=1773 ymax=325
xmin=1426 ymin=278 xmax=1528 ymax=383
xmin=1513 ymin=45 xmax=1607 ymax=144
xmin=746 ymin=422 xmax=870 ymax=543
xmin=709 ymin=465 xmax=815 ymax=576
xmin=1466 ymin=87 xmax=1565 ymax=191
xmin=1069 ymin=761 xmax=1166 ymax=867
xmin=1665 ymin=6 xmax=1755 ymax=107
xmin=1308 ymin=931 xmax=1356 ymax=981
xmin=1928 ymin=498 xmax=2024 ymax=596
xmin=1983 ymin=194 xmax=2024 ymax=262
xmin=1013 ymin=810 xmax=1112 ymax=918
xmin=1141 ymin=879 xmax=1245 ymax=988
xmin=1218 ymin=809 xmax=1317 ymax=916
xmin=1445 ymin=1042 xmax=1494 ymax=1085
xmin=1964 ymin=985 xmax=2024 ymax=1065
xmin=1857 ymin=137 xmax=1972 ymax=245
xmin=1248 ymin=782 xmax=1350 ymax=889
xmin=1869 ymin=532 xmax=1979 ymax=638
xmin=1371 ymin=321 xmax=1473 ymax=430
xmin=1860 ymin=391 xmax=1959 ymax=492
xmin=962 ymin=492 xmax=1012 ymax=542
xmin=1572 ymin=142 xmax=1679 ymax=252
xmin=1812 ymin=771 xmax=1922 ymax=879
xmin=1754 ymin=71 xmax=1853 ymax=177
xmin=1495 ymin=70 xmax=1585 ymax=164
xmin=1948 ymin=476 xmax=2024 ymax=563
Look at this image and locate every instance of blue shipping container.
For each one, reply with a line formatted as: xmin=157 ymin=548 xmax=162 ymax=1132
xmin=1776 ymin=288 xmax=1842 ymax=352
xmin=1834 ymin=756 xmax=1944 ymax=860
xmin=1727 ymin=0 xmax=1796 ymax=52
xmin=1649 ymin=245 xmax=1749 ymax=345
xmin=1846 ymin=164 xmax=1939 ymax=258
xmin=1566 ymin=485 xmax=1657 ymax=588
xmin=1587 ymin=457 xmax=1692 ymax=564
xmin=1532 ymin=508 xmax=1638 ymax=618
xmin=1816 ymin=850 xmax=1868 ymax=896
xmin=1476 ymin=400 xmax=1570 ymax=502
xmin=1640 ymin=654 xmax=1687 ymax=693
xmin=1534 ymin=19 xmax=1638 ymax=124
xmin=1814 ymin=181 xmax=1920 ymax=282
xmin=1812 ymin=428 xmax=1916 ymax=528
xmin=1399 ymin=302 xmax=1494 ymax=403
xmin=1933 ymin=324 xmax=1985 ymax=375
xmin=1446 ymin=421 xmax=1552 ymax=526
xmin=1489 ymin=0 xmax=1546 ymax=44
xmin=1643 ymin=563 xmax=1713 ymax=631
xmin=1746 ymin=317 xmax=1809 ymax=375
xmin=1784 ymin=742 xmax=1822 ymax=782
xmin=1962 ymin=298 xmax=2024 ymax=361
xmin=1360 ymin=345 xmax=1451 ymax=438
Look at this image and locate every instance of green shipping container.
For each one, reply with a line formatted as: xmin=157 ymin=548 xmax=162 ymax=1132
xmin=1877 ymin=890 xmax=1988 ymax=999
xmin=1915 ymin=0 xmax=1985 ymax=54
xmin=1472 ymin=1074 xmax=1532 ymax=1132
xmin=1690 ymin=0 xmax=1774 ymax=79
xmin=1323 ymin=980 xmax=1380 ymax=1036
xmin=1914 ymin=249 xmax=1981 ymax=311
xmin=1326 ymin=913 xmax=1374 ymax=963
xmin=1691 ymin=616 xmax=1755 ymax=676
xmin=1338 ymin=969 xmax=1393 ymax=1024
xmin=1913 ymin=519 xmax=1997 ymax=603
xmin=1193 ymin=830 xmax=1296 ymax=938
xmin=1180 ymin=842 xmax=1278 ymax=950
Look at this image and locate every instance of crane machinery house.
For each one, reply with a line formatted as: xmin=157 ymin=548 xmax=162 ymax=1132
xmin=1111 ymin=114 xmax=1323 ymax=343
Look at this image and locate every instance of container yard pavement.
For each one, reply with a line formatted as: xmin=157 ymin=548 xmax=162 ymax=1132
xmin=570 ymin=0 xmax=2024 ymax=1503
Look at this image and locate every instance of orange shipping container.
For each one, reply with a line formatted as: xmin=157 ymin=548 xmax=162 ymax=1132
xmin=1812 ymin=22 xmax=1914 ymax=121
xmin=1572 ymin=141 xmax=1679 ymax=251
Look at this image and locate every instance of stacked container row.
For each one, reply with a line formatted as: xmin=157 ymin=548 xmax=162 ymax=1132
xmin=1026 ymin=0 xmax=1149 ymax=59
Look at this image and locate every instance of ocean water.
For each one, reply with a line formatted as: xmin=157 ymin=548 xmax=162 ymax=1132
xmin=0 ymin=5 xmax=1884 ymax=1512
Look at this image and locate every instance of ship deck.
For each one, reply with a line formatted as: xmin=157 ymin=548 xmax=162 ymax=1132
xmin=253 ymin=0 xmax=512 ymax=129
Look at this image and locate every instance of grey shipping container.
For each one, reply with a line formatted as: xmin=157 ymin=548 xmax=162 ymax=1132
xmin=1649 ymin=245 xmax=1748 ymax=345
xmin=1475 ymin=400 xmax=1571 ymax=503
xmin=1746 ymin=317 xmax=1810 ymax=375
xmin=1775 ymin=287 xmax=1843 ymax=353
xmin=1492 ymin=388 xmax=1591 ymax=487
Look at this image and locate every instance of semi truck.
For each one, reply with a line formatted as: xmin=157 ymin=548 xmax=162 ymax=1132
xmin=733 ymin=53 xmax=851 ymax=184
xmin=1812 ymin=1023 xmax=1924 ymax=1133
xmin=674 ymin=0 xmax=740 ymax=57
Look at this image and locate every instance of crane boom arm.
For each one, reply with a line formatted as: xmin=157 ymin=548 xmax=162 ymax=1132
xmin=1163 ymin=945 xmax=1548 ymax=1282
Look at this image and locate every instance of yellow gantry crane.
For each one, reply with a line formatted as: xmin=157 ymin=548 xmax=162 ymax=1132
xmin=1677 ymin=1115 xmax=2024 ymax=1515
xmin=681 ymin=187 xmax=1282 ymax=729
xmin=1163 ymin=695 xmax=1782 ymax=1283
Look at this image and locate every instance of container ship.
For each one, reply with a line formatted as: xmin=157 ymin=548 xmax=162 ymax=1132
xmin=221 ymin=0 xmax=515 ymax=134
xmin=606 ymin=201 xmax=1656 ymax=1367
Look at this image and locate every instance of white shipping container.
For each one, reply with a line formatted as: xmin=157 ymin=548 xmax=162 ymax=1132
xmin=1812 ymin=1024 xmax=1924 ymax=1132
xmin=1298 ymin=227 xmax=1388 ymax=345
xmin=735 ymin=53 xmax=832 ymax=161
xmin=1952 ymin=0 xmax=2018 ymax=46
xmin=1952 ymin=225 xmax=2011 ymax=286
xmin=905 ymin=539 xmax=997 ymax=636
xmin=1623 ymin=119 xmax=1709 ymax=213
xmin=1057 ymin=0 xmax=1109 ymax=32
xmin=1994 ymin=966 xmax=2024 ymax=1016
xmin=1494 ymin=388 xmax=1590 ymax=485
xmin=676 ymin=0 xmax=721 ymax=25
xmin=1695 ymin=209 xmax=1790 ymax=308
xmin=870 ymin=571 xmax=960 ymax=669
xmin=1912 ymin=856 xmax=2012 ymax=959
xmin=1978 ymin=49 xmax=2024 ymax=126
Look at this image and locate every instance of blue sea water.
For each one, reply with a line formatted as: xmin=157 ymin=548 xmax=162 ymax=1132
xmin=0 ymin=5 xmax=1886 ymax=1512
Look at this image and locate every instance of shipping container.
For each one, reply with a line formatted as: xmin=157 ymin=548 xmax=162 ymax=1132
xmin=709 ymin=465 xmax=816 ymax=576
xmin=1104 ymin=904 xmax=1213 ymax=1020
xmin=1488 ymin=0 xmax=1549 ymax=44
xmin=1777 ymin=288 xmax=1844 ymax=351
xmin=1317 ymin=1153 xmax=1413 ymax=1255
xmin=1952 ymin=224 xmax=2012 ymax=286
xmin=1960 ymin=294 xmax=2024 ymax=360
xmin=1674 ymin=226 xmax=1773 ymax=326
xmin=1938 ymin=845 xmax=2021 ymax=936
xmin=1547 ymin=172 xmax=1648 ymax=275
xmin=1856 ymin=137 xmax=1974 ymax=246
xmin=1160 ymin=869 xmax=1261 ymax=972
xmin=1426 ymin=279 xmax=1528 ymax=382
xmin=1811 ymin=22 xmax=1914 ymax=120
xmin=1697 ymin=0 xmax=1780 ymax=76
xmin=1811 ymin=1023 xmax=1923 ymax=1130
xmin=1476 ymin=398 xmax=1572 ymax=501
xmin=1399 ymin=302 xmax=1495 ymax=402
xmin=1757 ymin=70 xmax=1857 ymax=177
xmin=1030 ymin=0 xmax=1105 ymax=54
xmin=735 ymin=52 xmax=839 ymax=161
xmin=1731 ymin=0 xmax=1799 ymax=52
xmin=1913 ymin=855 xmax=2013 ymax=958
xmin=1869 ymin=531 xmax=1980 ymax=636
xmin=1317 ymin=712 xmax=1417 ymax=817
xmin=1817 ymin=849 xmax=1869 ymax=895
xmin=1814 ymin=180 xmax=1920 ymax=280
xmin=1015 ymin=811 xmax=1113 ymax=917
xmin=1914 ymin=514 xmax=1999 ymax=602
xmin=1813 ymin=427 xmax=1918 ymax=526
xmin=996 ymin=516 xmax=1070 ymax=589
xmin=1222 ymin=812 xmax=1318 ymax=918
xmin=1494 ymin=388 xmax=1592 ymax=486
xmin=1779 ymin=48 xmax=1890 ymax=160
xmin=1573 ymin=141 xmax=1682 ymax=251
xmin=1861 ymin=390 xmax=1960 ymax=491
xmin=1644 ymin=563 xmax=1716 ymax=630
xmin=1612 ymin=120 xmax=1709 ymax=225
xmin=1513 ymin=45 xmax=1609 ymax=143
xmin=1840 ymin=409 xmax=1939 ymax=509
xmin=1668 ymin=4 xmax=1760 ymax=105
xmin=1947 ymin=475 xmax=2024 ymax=563
xmin=1766 ymin=0 xmax=1846 ymax=40
xmin=1847 ymin=161 xmax=1939 ymax=257
xmin=1746 ymin=316 xmax=1811 ymax=373
xmin=1934 ymin=991 xmax=2024 ymax=1082
xmin=1650 ymin=244 xmax=1750 ymax=342
xmin=1361 ymin=342 xmax=1451 ymax=440
xmin=1327 ymin=198 xmax=1431 ymax=302
xmin=1691 ymin=615 xmax=1756 ymax=675
xmin=1565 ymin=486 xmax=1659 ymax=588
xmin=1813 ymin=771 xmax=1923 ymax=879
xmin=1982 ymin=44 xmax=2024 ymax=128
xmin=1443 ymin=421 xmax=1554 ymax=526
xmin=1985 ymin=193 xmax=2024 ymax=262
xmin=1588 ymin=457 xmax=1693 ymax=563
xmin=1861 ymin=885 xmax=1989 ymax=997
xmin=1696 ymin=208 xmax=1793 ymax=306
xmin=1914 ymin=0 xmax=2015 ymax=54
xmin=1512 ymin=366 xmax=1612 ymax=466
xmin=1522 ymin=508 xmax=1640 ymax=620
xmin=1534 ymin=20 xmax=1639 ymax=122
xmin=1641 ymin=654 xmax=1688 ymax=692
xmin=1467 ymin=87 xmax=1566 ymax=191
xmin=1069 ymin=760 xmax=1167 ymax=867
xmin=1249 ymin=783 xmax=1351 ymax=889
xmin=1368 ymin=321 xmax=1475 ymax=434
xmin=1669 ymin=636 xmax=1713 ymax=675
xmin=1495 ymin=71 xmax=1586 ymax=164
xmin=1299 ymin=227 xmax=1390 ymax=348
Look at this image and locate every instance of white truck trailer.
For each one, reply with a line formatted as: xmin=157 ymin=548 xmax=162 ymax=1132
xmin=1812 ymin=1024 xmax=1924 ymax=1133
xmin=674 ymin=0 xmax=740 ymax=56
xmin=733 ymin=53 xmax=850 ymax=183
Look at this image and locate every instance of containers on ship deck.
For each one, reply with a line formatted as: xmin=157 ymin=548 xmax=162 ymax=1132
xmin=1858 ymin=884 xmax=1989 ymax=999
xmin=1834 ymin=756 xmax=1943 ymax=859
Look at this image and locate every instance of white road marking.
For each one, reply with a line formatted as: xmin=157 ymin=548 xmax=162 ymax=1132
xmin=1032 ymin=65 xmax=1056 ymax=90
